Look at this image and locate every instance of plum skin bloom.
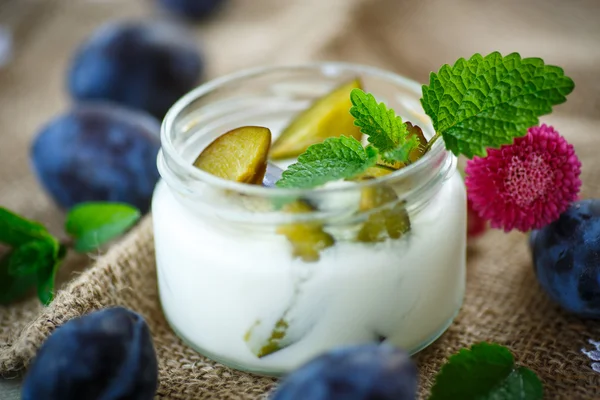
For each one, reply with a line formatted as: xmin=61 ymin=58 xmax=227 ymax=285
xmin=465 ymin=124 xmax=582 ymax=232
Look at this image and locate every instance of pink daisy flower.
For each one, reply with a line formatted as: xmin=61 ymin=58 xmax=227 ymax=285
xmin=465 ymin=124 xmax=582 ymax=232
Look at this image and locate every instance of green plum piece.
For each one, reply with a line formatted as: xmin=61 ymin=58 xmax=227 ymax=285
xmin=277 ymin=201 xmax=334 ymax=262
xmin=257 ymin=319 xmax=288 ymax=358
xmin=357 ymin=186 xmax=410 ymax=243
xmin=270 ymin=79 xmax=363 ymax=160
xmin=244 ymin=318 xmax=292 ymax=358
xmin=193 ymin=126 xmax=271 ymax=184
xmin=352 ymin=165 xmax=396 ymax=181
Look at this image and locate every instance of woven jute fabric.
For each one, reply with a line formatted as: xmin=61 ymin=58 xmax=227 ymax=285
xmin=1 ymin=0 xmax=599 ymax=399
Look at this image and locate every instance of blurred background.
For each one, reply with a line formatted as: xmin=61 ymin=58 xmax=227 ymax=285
xmin=0 ymin=0 xmax=598 ymax=221
xmin=0 ymin=0 xmax=598 ymax=396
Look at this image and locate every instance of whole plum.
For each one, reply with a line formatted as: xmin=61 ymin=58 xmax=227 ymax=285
xmin=157 ymin=0 xmax=226 ymax=20
xmin=22 ymin=307 xmax=158 ymax=400
xmin=271 ymin=343 xmax=417 ymax=400
xmin=531 ymin=199 xmax=600 ymax=318
xmin=30 ymin=104 xmax=160 ymax=213
xmin=68 ymin=21 xmax=203 ymax=119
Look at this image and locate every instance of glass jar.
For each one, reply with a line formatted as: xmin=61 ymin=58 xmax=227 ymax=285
xmin=154 ymin=63 xmax=466 ymax=376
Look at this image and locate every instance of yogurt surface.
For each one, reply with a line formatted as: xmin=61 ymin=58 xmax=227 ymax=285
xmin=153 ymin=172 xmax=466 ymax=375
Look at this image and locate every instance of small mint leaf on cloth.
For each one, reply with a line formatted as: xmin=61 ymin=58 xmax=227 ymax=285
xmin=276 ymin=136 xmax=378 ymax=189
xmin=350 ymin=88 xmax=418 ymax=163
xmin=36 ymin=247 xmax=65 ymax=306
xmin=421 ymin=52 xmax=574 ymax=158
xmin=65 ymin=202 xmax=141 ymax=253
xmin=35 ymin=244 xmax=66 ymax=306
xmin=8 ymin=240 xmax=56 ymax=277
xmin=0 ymin=250 xmax=38 ymax=305
xmin=0 ymin=207 xmax=55 ymax=247
xmin=429 ymin=342 xmax=543 ymax=400
xmin=0 ymin=207 xmax=62 ymax=304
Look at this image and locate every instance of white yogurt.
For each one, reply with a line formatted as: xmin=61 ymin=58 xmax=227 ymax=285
xmin=153 ymin=172 xmax=466 ymax=375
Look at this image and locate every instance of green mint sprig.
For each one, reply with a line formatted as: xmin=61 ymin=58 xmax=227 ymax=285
xmin=422 ymin=52 xmax=574 ymax=158
xmin=349 ymin=89 xmax=419 ymax=164
xmin=276 ymin=52 xmax=573 ymax=189
xmin=0 ymin=202 xmax=140 ymax=305
xmin=429 ymin=342 xmax=543 ymax=400
xmin=66 ymin=202 xmax=141 ymax=253
xmin=276 ymin=89 xmax=417 ymax=188
xmin=276 ymin=136 xmax=378 ymax=189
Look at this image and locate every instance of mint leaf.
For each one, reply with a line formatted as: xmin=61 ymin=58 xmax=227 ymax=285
xmin=8 ymin=240 xmax=56 ymax=277
xmin=276 ymin=136 xmax=378 ymax=189
xmin=350 ymin=88 xmax=417 ymax=163
xmin=493 ymin=367 xmax=545 ymax=400
xmin=0 ymin=207 xmax=63 ymax=305
xmin=382 ymin=135 xmax=420 ymax=164
xmin=0 ymin=250 xmax=37 ymax=304
xmin=0 ymin=207 xmax=54 ymax=247
xmin=36 ymin=245 xmax=66 ymax=306
xmin=421 ymin=52 xmax=574 ymax=158
xmin=429 ymin=342 xmax=543 ymax=400
xmin=65 ymin=202 xmax=141 ymax=253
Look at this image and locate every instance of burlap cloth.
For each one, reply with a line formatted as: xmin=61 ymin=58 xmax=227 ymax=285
xmin=1 ymin=0 xmax=599 ymax=398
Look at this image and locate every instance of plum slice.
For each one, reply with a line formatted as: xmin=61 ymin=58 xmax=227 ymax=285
xmin=277 ymin=201 xmax=335 ymax=262
xmin=357 ymin=186 xmax=410 ymax=243
xmin=270 ymin=79 xmax=363 ymax=160
xmin=193 ymin=126 xmax=271 ymax=184
xmin=354 ymin=165 xmax=395 ymax=181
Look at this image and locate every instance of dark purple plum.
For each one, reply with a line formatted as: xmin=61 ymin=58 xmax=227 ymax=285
xmin=30 ymin=104 xmax=160 ymax=213
xmin=531 ymin=199 xmax=600 ymax=318
xmin=22 ymin=307 xmax=158 ymax=400
xmin=68 ymin=21 xmax=203 ymax=119
xmin=157 ymin=0 xmax=226 ymax=20
xmin=271 ymin=344 xmax=417 ymax=400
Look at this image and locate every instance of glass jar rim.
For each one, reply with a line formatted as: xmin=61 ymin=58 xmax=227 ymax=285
xmin=160 ymin=62 xmax=448 ymax=199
